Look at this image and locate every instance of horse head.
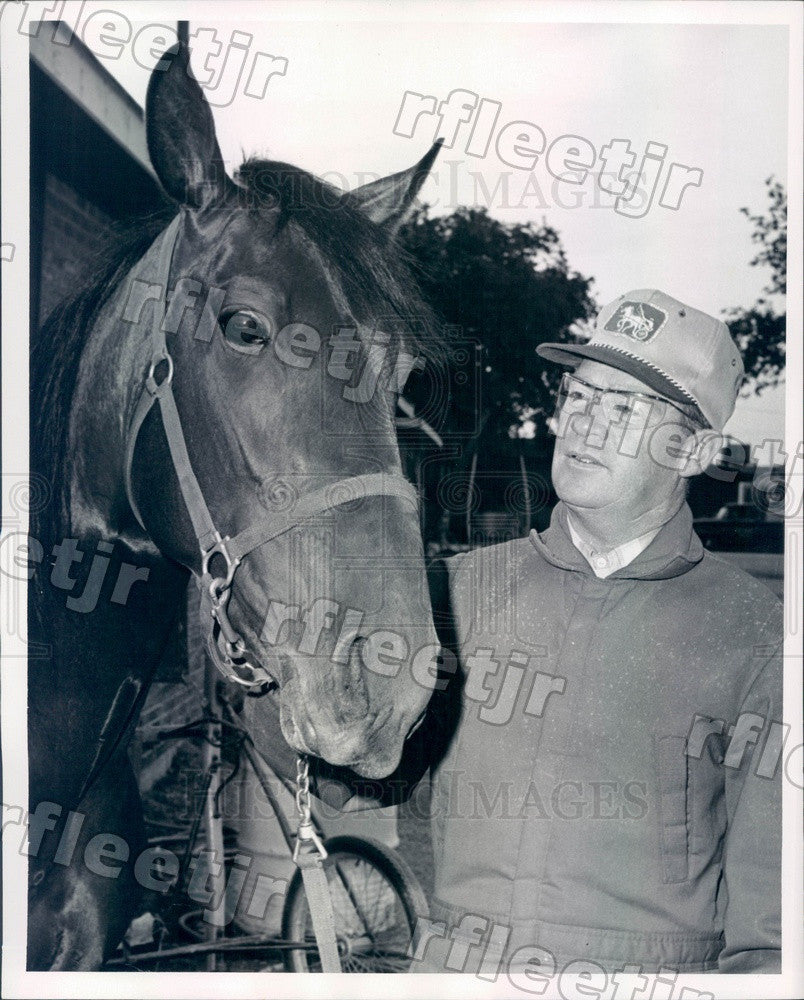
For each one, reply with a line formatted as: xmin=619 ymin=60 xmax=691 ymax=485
xmin=118 ymin=44 xmax=442 ymax=778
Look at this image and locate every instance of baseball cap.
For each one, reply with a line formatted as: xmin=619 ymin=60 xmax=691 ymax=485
xmin=536 ymin=289 xmax=744 ymax=431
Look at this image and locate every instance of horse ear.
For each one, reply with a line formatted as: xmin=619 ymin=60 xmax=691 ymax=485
xmin=146 ymin=42 xmax=233 ymax=210
xmin=351 ymin=140 xmax=442 ymax=232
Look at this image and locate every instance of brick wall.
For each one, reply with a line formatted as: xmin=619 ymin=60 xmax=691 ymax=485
xmin=38 ymin=173 xmax=116 ymax=326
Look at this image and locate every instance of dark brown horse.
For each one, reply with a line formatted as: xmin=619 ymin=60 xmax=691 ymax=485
xmin=28 ymin=42 xmax=441 ymax=969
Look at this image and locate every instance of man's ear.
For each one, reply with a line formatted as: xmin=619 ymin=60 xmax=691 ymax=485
xmin=351 ymin=140 xmax=442 ymax=233
xmin=678 ymin=429 xmax=725 ymax=479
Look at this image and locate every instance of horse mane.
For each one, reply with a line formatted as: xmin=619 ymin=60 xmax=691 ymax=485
xmin=31 ymin=207 xmax=178 ymax=549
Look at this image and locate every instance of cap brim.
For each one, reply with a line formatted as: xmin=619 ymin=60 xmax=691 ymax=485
xmin=536 ymin=341 xmax=695 ymax=406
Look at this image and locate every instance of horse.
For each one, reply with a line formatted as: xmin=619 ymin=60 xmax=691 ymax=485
xmin=27 ymin=41 xmax=442 ymax=969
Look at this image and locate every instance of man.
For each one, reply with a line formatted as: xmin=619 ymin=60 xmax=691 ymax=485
xmin=255 ymin=289 xmax=782 ymax=976
xmin=406 ymin=289 xmax=782 ymax=976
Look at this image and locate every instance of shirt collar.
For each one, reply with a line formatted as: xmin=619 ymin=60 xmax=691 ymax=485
xmin=565 ymin=513 xmax=662 ymax=578
xmin=530 ymin=501 xmax=704 ymax=581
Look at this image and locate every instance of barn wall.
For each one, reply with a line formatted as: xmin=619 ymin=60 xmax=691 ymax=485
xmin=30 ymin=58 xmax=168 ymax=327
xmin=38 ymin=173 xmax=116 ymax=325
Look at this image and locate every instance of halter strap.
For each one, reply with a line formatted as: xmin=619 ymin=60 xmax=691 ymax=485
xmin=122 ymin=215 xmax=420 ymax=689
xmin=124 ymin=214 xmax=186 ymax=531
xmin=226 ymin=472 xmax=418 ymax=564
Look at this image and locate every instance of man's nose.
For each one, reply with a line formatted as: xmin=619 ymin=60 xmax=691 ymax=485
xmin=564 ymin=397 xmax=619 ymax=450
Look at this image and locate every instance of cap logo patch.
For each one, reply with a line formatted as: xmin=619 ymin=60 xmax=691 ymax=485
xmin=604 ymin=301 xmax=667 ymax=343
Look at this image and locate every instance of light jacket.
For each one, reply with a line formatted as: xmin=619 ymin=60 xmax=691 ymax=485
xmin=414 ymin=501 xmax=782 ymax=975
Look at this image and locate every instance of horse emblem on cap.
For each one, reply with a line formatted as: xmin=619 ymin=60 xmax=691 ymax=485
xmin=605 ymin=301 xmax=666 ymax=343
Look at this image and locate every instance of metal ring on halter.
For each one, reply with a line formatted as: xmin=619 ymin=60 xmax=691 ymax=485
xmin=145 ymin=353 xmax=174 ymax=394
xmin=201 ymin=534 xmax=240 ymax=595
xmin=222 ymin=636 xmax=248 ymax=665
xmin=209 ymin=622 xmax=276 ymax=691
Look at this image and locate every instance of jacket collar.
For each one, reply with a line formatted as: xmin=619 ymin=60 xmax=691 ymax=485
xmin=530 ymin=501 xmax=704 ymax=581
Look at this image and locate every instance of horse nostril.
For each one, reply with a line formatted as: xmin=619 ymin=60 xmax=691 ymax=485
xmin=346 ymin=636 xmax=369 ymax=674
xmin=340 ymin=637 xmax=370 ymax=710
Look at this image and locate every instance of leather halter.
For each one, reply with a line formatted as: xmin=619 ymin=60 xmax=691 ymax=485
xmin=123 ymin=214 xmax=420 ymax=690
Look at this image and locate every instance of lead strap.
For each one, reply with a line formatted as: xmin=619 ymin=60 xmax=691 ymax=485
xmin=294 ymin=755 xmax=342 ymax=973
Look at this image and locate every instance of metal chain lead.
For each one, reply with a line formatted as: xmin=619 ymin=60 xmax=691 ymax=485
xmin=293 ymin=754 xmax=327 ymax=860
xmin=295 ymin=754 xmax=312 ymax=825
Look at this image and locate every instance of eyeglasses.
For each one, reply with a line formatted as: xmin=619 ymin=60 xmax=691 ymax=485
xmin=555 ymin=372 xmax=699 ymax=429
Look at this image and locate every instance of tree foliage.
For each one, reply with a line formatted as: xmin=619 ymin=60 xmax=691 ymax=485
xmin=398 ymin=206 xmax=595 ymax=449
xmin=724 ymin=178 xmax=786 ymax=394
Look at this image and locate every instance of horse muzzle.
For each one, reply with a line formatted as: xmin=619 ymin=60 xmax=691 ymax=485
xmin=273 ymin=637 xmax=433 ymax=778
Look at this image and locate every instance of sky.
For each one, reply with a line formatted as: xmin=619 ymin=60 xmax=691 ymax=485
xmin=59 ymin=2 xmax=792 ymax=449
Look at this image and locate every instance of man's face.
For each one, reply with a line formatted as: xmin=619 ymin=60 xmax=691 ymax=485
xmin=551 ymin=359 xmax=689 ymax=524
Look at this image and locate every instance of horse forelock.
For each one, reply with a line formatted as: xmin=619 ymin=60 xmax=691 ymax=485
xmin=233 ymin=158 xmax=444 ymax=364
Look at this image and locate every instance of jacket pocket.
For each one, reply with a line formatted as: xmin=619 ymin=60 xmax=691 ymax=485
xmin=655 ymin=735 xmax=689 ymax=883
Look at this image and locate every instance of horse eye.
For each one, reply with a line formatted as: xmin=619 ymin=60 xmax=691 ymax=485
xmin=220 ymin=310 xmax=272 ymax=355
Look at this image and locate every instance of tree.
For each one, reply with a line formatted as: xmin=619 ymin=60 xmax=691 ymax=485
xmin=398 ymin=206 xmax=596 ymax=451
xmin=724 ymin=178 xmax=786 ymax=394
